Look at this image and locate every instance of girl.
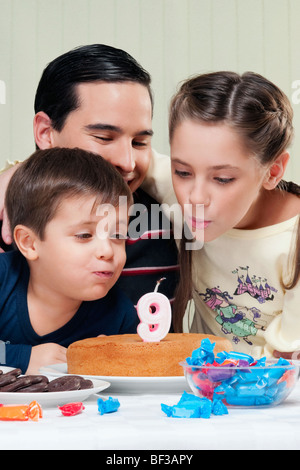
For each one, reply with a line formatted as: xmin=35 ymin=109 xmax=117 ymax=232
xmin=169 ymin=71 xmax=300 ymax=358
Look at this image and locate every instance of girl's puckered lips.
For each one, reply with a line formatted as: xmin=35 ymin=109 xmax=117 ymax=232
xmin=189 ymin=217 xmax=211 ymax=230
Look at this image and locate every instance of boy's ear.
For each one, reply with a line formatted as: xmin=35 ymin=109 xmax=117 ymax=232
xmin=13 ymin=225 xmax=39 ymax=260
xmin=263 ymin=152 xmax=290 ymax=190
xmin=33 ymin=111 xmax=55 ymax=149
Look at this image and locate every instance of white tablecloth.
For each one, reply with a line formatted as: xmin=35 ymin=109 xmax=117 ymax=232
xmin=1 ymin=379 xmax=300 ymax=451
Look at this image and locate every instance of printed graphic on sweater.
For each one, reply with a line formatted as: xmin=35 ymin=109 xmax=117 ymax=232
xmin=232 ymin=266 xmax=277 ymax=303
xmin=197 ymin=267 xmax=276 ymax=346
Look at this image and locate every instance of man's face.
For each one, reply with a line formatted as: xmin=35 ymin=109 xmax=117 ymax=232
xmin=44 ymin=81 xmax=153 ymax=193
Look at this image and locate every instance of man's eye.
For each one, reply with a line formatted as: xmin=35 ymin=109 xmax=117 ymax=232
xmin=94 ymin=136 xmax=113 ymax=142
xmin=133 ymin=141 xmax=147 ymax=147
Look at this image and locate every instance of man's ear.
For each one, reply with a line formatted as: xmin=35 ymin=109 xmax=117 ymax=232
xmin=13 ymin=225 xmax=39 ymax=261
xmin=33 ymin=111 xmax=54 ymax=149
xmin=263 ymin=152 xmax=290 ymax=190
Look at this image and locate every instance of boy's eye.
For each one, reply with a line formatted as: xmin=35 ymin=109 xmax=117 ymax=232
xmin=75 ymin=233 xmax=92 ymax=240
xmin=110 ymin=233 xmax=127 ymax=240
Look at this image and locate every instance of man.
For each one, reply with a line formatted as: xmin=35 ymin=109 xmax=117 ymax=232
xmin=0 ymin=44 xmax=179 ymax=306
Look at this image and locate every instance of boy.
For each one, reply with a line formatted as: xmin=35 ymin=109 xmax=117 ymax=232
xmin=0 ymin=44 xmax=179 ymax=306
xmin=0 ymin=147 xmax=138 ymax=374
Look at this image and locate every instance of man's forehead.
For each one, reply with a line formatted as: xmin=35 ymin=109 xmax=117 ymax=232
xmin=76 ymin=80 xmax=152 ymax=104
xmin=73 ymin=81 xmax=153 ymax=125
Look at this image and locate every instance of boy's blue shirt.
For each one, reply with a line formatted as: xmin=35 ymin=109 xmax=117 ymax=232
xmin=0 ymin=250 xmax=139 ymax=373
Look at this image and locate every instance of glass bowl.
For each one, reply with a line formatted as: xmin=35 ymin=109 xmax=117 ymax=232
xmin=180 ymin=359 xmax=300 ymax=408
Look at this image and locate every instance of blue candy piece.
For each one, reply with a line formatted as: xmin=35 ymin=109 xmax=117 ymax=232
xmin=97 ymin=396 xmax=120 ymax=415
xmin=178 ymin=391 xmax=212 ymax=418
xmin=225 ymin=395 xmax=273 ymax=406
xmin=265 ymin=381 xmax=287 ymax=402
xmin=235 ymin=383 xmax=266 ymax=397
xmin=212 ymin=399 xmax=228 ymax=416
xmin=255 ymin=357 xmax=267 ymax=367
xmin=161 ymin=403 xmax=174 ymax=417
xmin=188 ymin=338 xmax=216 ymax=365
xmin=216 ymin=350 xmax=254 ymax=364
xmin=161 ymin=392 xmax=214 ymax=419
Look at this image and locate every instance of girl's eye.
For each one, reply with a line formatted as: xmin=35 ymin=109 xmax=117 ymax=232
xmin=214 ymin=177 xmax=235 ymax=185
xmin=174 ymin=169 xmax=191 ymax=178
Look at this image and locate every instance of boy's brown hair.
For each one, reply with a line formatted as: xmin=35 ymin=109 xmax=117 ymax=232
xmin=5 ymin=147 xmax=132 ymax=241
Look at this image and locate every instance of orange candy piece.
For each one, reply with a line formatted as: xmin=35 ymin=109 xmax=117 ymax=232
xmin=277 ymin=369 xmax=295 ymax=388
xmin=0 ymin=401 xmax=42 ymax=421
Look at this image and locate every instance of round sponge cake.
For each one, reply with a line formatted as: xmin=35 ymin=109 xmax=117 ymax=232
xmin=67 ymin=333 xmax=232 ymax=377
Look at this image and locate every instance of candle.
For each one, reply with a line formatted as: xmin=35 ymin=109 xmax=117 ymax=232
xmin=137 ymin=278 xmax=172 ymax=342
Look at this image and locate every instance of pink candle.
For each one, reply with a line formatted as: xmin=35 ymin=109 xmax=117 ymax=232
xmin=136 ymin=278 xmax=172 ymax=342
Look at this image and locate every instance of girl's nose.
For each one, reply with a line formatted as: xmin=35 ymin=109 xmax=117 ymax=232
xmin=189 ymin=181 xmax=210 ymax=207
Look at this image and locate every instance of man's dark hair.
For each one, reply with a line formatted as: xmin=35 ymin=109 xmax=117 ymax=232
xmin=34 ymin=44 xmax=153 ymax=131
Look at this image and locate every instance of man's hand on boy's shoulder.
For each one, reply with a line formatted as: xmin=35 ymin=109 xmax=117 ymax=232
xmin=0 ymin=163 xmax=21 ymax=251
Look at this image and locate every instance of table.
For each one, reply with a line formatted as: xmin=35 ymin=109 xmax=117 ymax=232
xmin=1 ymin=380 xmax=300 ymax=451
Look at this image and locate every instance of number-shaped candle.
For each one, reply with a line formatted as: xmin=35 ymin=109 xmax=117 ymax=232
xmin=137 ymin=279 xmax=172 ymax=342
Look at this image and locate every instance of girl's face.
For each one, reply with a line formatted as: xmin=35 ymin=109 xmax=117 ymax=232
xmin=171 ymin=120 xmax=269 ymax=242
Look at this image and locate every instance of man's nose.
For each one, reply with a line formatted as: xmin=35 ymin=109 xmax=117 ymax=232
xmin=116 ymin=140 xmax=136 ymax=173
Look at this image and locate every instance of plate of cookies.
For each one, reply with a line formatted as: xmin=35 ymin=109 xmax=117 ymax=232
xmin=40 ymin=363 xmax=188 ymax=394
xmin=0 ymin=367 xmax=110 ymax=407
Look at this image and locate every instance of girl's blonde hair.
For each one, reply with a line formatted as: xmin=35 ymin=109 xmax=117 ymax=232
xmin=169 ymin=71 xmax=299 ymax=332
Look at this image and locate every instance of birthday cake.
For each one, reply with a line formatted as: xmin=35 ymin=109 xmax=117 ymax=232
xmin=66 ymin=333 xmax=232 ymax=377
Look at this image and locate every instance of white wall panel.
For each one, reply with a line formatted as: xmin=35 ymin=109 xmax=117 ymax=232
xmin=0 ymin=0 xmax=299 ymax=183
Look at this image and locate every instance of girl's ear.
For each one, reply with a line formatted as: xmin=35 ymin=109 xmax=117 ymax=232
xmin=263 ymin=152 xmax=290 ymax=190
xmin=33 ymin=111 xmax=54 ymax=149
xmin=13 ymin=225 xmax=39 ymax=261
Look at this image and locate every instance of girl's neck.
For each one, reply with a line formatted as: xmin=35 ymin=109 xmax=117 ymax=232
xmin=27 ymin=277 xmax=81 ymax=336
xmin=235 ymin=187 xmax=300 ymax=230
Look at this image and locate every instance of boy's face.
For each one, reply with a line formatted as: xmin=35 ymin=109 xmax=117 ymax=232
xmin=43 ymin=81 xmax=153 ymax=193
xmin=33 ymin=195 xmax=128 ymax=302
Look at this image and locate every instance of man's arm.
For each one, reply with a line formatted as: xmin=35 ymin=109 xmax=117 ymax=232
xmin=0 ymin=162 xmax=21 ymax=250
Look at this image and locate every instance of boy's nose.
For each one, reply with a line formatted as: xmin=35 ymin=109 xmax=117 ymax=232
xmin=95 ymin=238 xmax=114 ymax=260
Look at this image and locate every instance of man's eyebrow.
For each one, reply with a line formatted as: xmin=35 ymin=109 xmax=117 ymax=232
xmin=84 ymin=123 xmax=153 ymax=137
